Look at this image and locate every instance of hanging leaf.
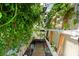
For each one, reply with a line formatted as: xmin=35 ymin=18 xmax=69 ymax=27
xmin=0 ymin=12 xmax=2 ymax=19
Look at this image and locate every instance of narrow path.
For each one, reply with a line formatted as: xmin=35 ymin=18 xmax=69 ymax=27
xmin=23 ymin=39 xmax=52 ymax=56
xmin=32 ymin=42 xmax=45 ymax=56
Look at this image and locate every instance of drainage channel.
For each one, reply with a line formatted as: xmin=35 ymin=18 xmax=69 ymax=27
xmin=23 ymin=39 xmax=52 ymax=56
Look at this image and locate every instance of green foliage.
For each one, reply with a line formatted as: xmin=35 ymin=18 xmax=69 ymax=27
xmin=0 ymin=12 xmax=2 ymax=18
xmin=46 ymin=3 xmax=74 ymax=29
xmin=63 ymin=23 xmax=70 ymax=30
xmin=74 ymin=19 xmax=79 ymax=25
xmin=45 ymin=23 xmax=53 ymax=29
xmin=51 ymin=41 xmax=55 ymax=49
xmin=0 ymin=3 xmax=43 ymax=55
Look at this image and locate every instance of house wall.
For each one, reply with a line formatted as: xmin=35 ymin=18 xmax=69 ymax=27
xmin=63 ymin=34 xmax=79 ymax=56
xmin=47 ymin=31 xmax=79 ymax=56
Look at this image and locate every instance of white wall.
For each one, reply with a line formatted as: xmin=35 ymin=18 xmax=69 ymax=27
xmin=63 ymin=35 xmax=78 ymax=56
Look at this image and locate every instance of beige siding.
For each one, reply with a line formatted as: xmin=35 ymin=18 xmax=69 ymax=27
xmin=63 ymin=34 xmax=78 ymax=56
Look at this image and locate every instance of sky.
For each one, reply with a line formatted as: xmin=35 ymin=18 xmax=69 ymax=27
xmin=45 ymin=3 xmax=53 ymax=13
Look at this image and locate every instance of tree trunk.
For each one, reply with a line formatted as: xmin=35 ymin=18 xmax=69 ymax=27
xmin=62 ymin=15 xmax=68 ymax=29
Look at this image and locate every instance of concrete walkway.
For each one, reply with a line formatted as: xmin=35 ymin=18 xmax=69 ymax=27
xmin=32 ymin=42 xmax=45 ymax=56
